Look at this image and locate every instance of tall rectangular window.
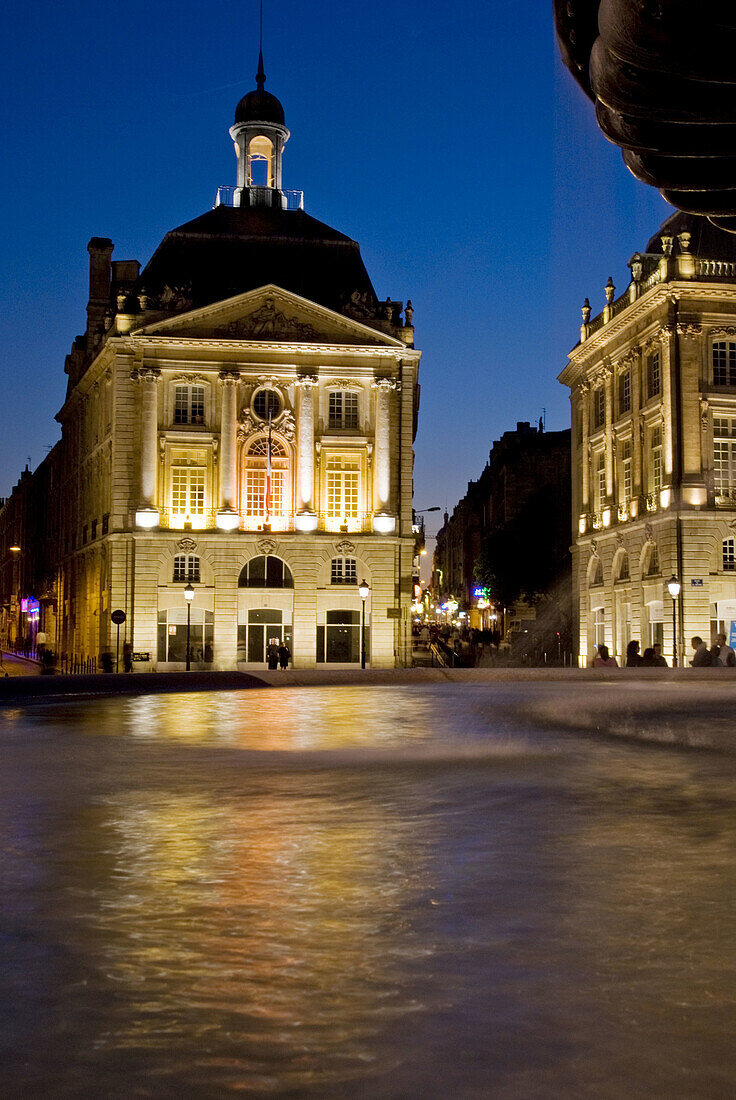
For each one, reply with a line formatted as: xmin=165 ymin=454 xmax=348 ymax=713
xmin=714 ymin=417 xmax=736 ymax=499
xmin=596 ymin=451 xmax=606 ymax=511
xmin=651 ymin=425 xmax=663 ymax=493
xmin=171 ymin=450 xmax=207 ymax=516
xmin=647 ymin=352 xmax=661 ymax=399
xmin=713 ymin=341 xmax=736 ymax=386
xmin=326 ymin=455 xmax=360 ymax=518
xmin=174 ymin=385 xmax=205 ymax=425
xmin=622 ymin=439 xmax=632 ymax=501
xmin=328 ymin=391 xmax=359 ymax=430
xmin=594 ymin=387 xmax=605 ymax=429
xmin=618 ymin=370 xmax=631 ymax=415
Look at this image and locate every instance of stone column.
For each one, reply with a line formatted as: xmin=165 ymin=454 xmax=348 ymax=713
xmin=132 ymin=368 xmax=161 ymax=525
xmin=217 ymin=371 xmax=240 ymax=526
xmin=372 ymin=378 xmax=399 ymax=532
xmin=295 ymin=375 xmax=318 ymax=530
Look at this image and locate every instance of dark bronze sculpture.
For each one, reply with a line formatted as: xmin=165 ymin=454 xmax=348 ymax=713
xmin=554 ymin=1 xmax=736 ymax=230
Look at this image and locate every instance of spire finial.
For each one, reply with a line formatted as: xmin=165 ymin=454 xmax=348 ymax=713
xmin=256 ymin=0 xmax=265 ymax=89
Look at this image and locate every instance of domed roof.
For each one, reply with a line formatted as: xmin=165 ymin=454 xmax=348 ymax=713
xmin=234 ymin=52 xmax=285 ymax=127
xmin=234 ymin=88 xmax=285 ymax=126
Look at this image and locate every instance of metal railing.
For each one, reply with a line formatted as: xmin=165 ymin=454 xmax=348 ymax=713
xmin=213 ymin=186 xmax=304 ymax=211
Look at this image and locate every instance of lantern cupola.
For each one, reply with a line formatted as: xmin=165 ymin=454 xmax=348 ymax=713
xmin=230 ymin=52 xmax=290 ymax=209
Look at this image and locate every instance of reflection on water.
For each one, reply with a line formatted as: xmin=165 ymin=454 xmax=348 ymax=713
xmin=1 ymin=685 xmax=736 ymax=1097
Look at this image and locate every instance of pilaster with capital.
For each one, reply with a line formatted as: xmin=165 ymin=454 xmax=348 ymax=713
xmin=372 ymin=377 xmax=400 ymax=513
xmin=658 ymin=327 xmax=675 ymax=495
xmin=295 ymin=375 xmax=318 ymax=514
xmin=603 ymin=364 xmax=614 ymax=500
xmin=218 ymin=370 xmax=240 ymax=510
xmin=131 ymin=368 xmax=161 ymax=506
xmin=580 ymin=382 xmax=590 ymax=511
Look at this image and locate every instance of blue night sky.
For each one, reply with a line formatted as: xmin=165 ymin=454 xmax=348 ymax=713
xmin=1 ymin=0 xmax=669 ymax=546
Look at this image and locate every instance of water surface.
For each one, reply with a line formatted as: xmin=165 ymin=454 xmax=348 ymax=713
xmin=1 ymin=685 xmax=735 ymax=1098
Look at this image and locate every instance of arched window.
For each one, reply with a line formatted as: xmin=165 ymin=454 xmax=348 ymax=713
xmin=247 ymin=135 xmax=274 ymax=187
xmin=173 ymin=553 xmax=200 ymax=583
xmin=331 ymin=557 xmax=357 ymax=584
xmin=238 ymin=555 xmax=293 ymax=588
xmin=644 ymin=543 xmax=660 ymax=577
xmin=243 ymin=438 xmax=289 ymax=523
xmin=723 ymin=537 xmax=736 ymax=571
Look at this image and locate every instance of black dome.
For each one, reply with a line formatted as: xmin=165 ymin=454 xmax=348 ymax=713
xmin=234 ymin=88 xmax=285 ymax=126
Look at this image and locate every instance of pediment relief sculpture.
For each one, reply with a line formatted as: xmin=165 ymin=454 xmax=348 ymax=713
xmin=214 ymin=298 xmax=317 ymax=340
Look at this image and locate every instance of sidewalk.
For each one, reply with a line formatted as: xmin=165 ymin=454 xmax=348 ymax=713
xmin=0 ymin=652 xmax=41 ymax=677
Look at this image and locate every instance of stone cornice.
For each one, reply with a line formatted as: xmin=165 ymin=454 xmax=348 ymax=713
xmin=560 ymin=282 xmax=736 ymax=386
xmin=118 ymin=335 xmax=417 ymax=361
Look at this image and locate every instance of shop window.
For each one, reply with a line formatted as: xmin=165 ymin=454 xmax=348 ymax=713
xmin=157 ymin=608 xmax=214 ymax=662
xmin=316 ymin=610 xmax=362 ymax=663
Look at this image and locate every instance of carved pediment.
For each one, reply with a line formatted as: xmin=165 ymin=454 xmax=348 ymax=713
xmin=133 ymin=285 xmax=407 ymax=347
xmin=216 ymin=298 xmax=318 ymax=340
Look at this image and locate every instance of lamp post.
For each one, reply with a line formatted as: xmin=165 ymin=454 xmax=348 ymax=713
xmin=667 ymin=575 xmax=681 ymax=667
xmin=184 ymin=583 xmax=194 ymax=671
xmin=358 ymin=578 xmax=370 ymax=669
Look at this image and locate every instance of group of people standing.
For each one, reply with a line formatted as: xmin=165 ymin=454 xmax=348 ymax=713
xmin=689 ymin=633 xmax=736 ymax=667
xmin=592 ymin=633 xmax=736 ymax=668
xmin=266 ymin=641 xmax=291 ymax=670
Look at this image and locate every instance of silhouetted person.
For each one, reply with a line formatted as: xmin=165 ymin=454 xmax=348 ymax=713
xmin=690 ymin=637 xmax=710 ymax=667
xmin=278 ymin=643 xmax=290 ymax=669
xmin=593 ymin=644 xmax=618 ymax=667
xmin=641 ymin=647 xmax=656 ymax=667
xmin=100 ymin=651 xmax=113 ymax=673
xmin=626 ymin=640 xmax=643 ymax=667
xmin=652 ymin=643 xmax=668 ymax=667
xmin=123 ymin=642 xmax=133 ymax=673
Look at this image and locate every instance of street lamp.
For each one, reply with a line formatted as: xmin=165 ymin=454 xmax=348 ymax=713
xmin=667 ymin=574 xmax=681 ymax=667
xmin=358 ymin=578 xmax=370 ymax=669
xmin=184 ymin=583 xmax=194 ymax=671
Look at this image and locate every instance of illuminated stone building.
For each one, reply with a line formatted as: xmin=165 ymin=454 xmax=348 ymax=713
xmin=559 ymin=212 xmax=736 ymax=665
xmin=36 ymin=59 xmax=421 ymax=668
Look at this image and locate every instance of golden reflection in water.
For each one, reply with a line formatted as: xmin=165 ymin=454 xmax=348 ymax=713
xmin=124 ymin=687 xmax=432 ymax=751
xmin=86 ymin=781 xmax=429 ymax=1090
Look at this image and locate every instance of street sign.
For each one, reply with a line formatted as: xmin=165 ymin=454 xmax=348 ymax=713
xmin=111 ymin=609 xmax=126 ymax=624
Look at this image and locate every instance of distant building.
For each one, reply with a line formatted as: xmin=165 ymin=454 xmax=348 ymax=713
xmin=559 ymin=211 xmax=736 ymax=666
xmin=433 ymin=421 xmax=571 ymax=657
xmin=0 ymin=58 xmax=421 ymax=669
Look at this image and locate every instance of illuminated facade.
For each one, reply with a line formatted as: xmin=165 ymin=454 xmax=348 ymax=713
xmin=559 ymin=212 xmax=736 ymax=665
xmin=49 ymin=62 xmax=420 ymax=669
